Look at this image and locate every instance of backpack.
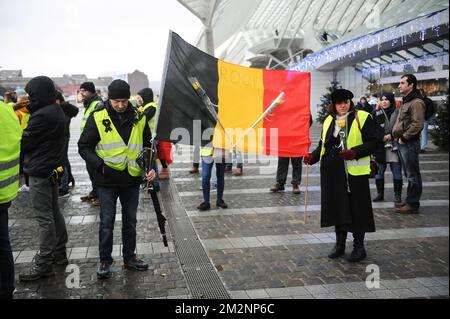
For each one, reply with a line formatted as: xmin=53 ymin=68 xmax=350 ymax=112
xmin=423 ymin=97 xmax=437 ymax=121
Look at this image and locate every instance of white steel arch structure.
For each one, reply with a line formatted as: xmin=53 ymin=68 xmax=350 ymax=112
xmin=177 ymin=0 xmax=449 ymax=68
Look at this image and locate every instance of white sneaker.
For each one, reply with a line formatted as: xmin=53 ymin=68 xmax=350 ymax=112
xmin=18 ymin=185 xmax=29 ymax=192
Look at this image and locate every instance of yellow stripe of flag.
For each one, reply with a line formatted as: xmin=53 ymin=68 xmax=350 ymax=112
xmin=213 ymin=60 xmax=265 ymax=154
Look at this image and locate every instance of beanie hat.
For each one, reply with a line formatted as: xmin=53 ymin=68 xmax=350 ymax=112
xmin=55 ymin=91 xmax=65 ymax=102
xmin=80 ymin=82 xmax=96 ymax=94
xmin=137 ymin=88 xmax=154 ymax=105
xmin=108 ymin=80 xmax=131 ymax=99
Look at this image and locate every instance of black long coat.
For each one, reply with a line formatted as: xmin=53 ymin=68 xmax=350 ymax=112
xmin=310 ymin=111 xmax=378 ymax=233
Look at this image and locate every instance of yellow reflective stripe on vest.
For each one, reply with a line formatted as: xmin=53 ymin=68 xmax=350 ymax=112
xmin=128 ymin=144 xmax=143 ymax=152
xmin=95 ymin=141 xmax=126 ymax=151
xmin=0 ymin=158 xmax=20 ymax=171
xmin=320 ymin=111 xmax=371 ymax=176
xmin=0 ymin=174 xmax=20 ymax=188
xmin=94 ymin=109 xmax=146 ymax=177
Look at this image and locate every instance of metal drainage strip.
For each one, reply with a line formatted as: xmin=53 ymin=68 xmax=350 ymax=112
xmin=161 ymin=180 xmax=230 ymax=299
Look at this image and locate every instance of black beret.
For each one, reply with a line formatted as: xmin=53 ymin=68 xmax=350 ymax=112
xmin=331 ymin=89 xmax=354 ymax=104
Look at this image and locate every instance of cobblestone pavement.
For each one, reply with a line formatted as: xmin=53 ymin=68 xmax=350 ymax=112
xmin=9 ymin=114 xmax=449 ymax=299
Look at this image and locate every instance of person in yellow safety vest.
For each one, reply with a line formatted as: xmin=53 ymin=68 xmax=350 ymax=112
xmin=304 ymin=89 xmax=378 ymax=263
xmin=136 ymin=88 xmax=161 ymax=190
xmin=79 ymin=82 xmax=104 ymax=205
xmin=78 ymin=79 xmax=156 ymax=279
xmin=13 ymin=95 xmax=31 ymax=129
xmin=3 ymin=91 xmax=17 ymax=107
xmin=80 ymin=82 xmax=103 ymax=132
xmin=197 ymin=147 xmax=228 ymax=211
xmin=13 ymin=94 xmax=31 ymax=192
xmin=0 ymin=101 xmax=21 ymax=299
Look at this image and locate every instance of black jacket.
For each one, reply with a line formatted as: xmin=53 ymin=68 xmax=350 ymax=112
xmin=22 ymin=76 xmax=66 ymax=178
xmin=60 ymin=101 xmax=79 ymax=159
xmin=61 ymin=101 xmax=79 ymax=139
xmin=22 ymin=104 xmax=66 ymax=178
xmin=310 ymin=111 xmax=377 ymax=233
xmin=78 ymin=101 xmax=152 ymax=188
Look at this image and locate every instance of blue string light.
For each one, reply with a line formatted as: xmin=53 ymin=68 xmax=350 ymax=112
xmin=291 ymin=9 xmax=449 ymax=72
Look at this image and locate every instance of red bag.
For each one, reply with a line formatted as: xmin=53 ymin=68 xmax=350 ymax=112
xmin=157 ymin=141 xmax=173 ymax=166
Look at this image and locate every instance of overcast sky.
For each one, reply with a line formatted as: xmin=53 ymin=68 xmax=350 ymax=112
xmin=0 ymin=0 xmax=203 ymax=81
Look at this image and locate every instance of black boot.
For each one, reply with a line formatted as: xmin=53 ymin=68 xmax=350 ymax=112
xmin=328 ymin=231 xmax=347 ymax=259
xmin=347 ymin=233 xmax=367 ymax=262
xmin=372 ymin=179 xmax=384 ymax=202
xmin=393 ymin=179 xmax=403 ymax=207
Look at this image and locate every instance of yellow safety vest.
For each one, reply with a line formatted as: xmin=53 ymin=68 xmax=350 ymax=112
xmin=93 ymin=109 xmax=146 ymax=177
xmin=81 ymin=100 xmax=101 ymax=132
xmin=321 ymin=111 xmax=371 ymax=176
xmin=0 ymin=102 xmax=21 ymax=204
xmin=200 ymin=147 xmax=214 ymax=157
xmin=139 ymin=102 xmax=157 ymax=135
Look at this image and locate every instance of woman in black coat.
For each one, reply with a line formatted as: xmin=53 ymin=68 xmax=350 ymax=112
xmin=304 ymin=89 xmax=378 ymax=262
xmin=372 ymin=92 xmax=403 ymax=205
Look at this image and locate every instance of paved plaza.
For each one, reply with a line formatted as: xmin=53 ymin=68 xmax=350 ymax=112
xmin=9 ymin=114 xmax=449 ymax=299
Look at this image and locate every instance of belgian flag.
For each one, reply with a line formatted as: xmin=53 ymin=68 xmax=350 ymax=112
xmin=156 ymin=31 xmax=311 ymax=157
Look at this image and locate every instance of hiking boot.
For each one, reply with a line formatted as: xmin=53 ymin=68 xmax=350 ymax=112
xmin=373 ymin=179 xmax=384 ymax=202
xmin=328 ymin=231 xmax=347 ymax=259
xmin=394 ymin=179 xmax=403 ymax=208
xmin=292 ymin=185 xmax=301 ymax=195
xmin=233 ymin=168 xmax=243 ymax=176
xmin=396 ymin=204 xmax=419 ymax=214
xmin=347 ymin=233 xmax=367 ymax=263
xmin=91 ymin=197 xmax=101 ymax=207
xmin=189 ymin=166 xmax=199 ymax=174
xmin=80 ymin=193 xmax=95 ymax=202
xmin=347 ymin=248 xmax=367 ymax=262
xmin=97 ymin=263 xmax=112 ymax=279
xmin=19 ymin=265 xmax=54 ymax=282
xmin=270 ymin=183 xmax=285 ymax=193
xmin=216 ymin=199 xmax=228 ymax=209
xmin=124 ymin=257 xmax=148 ymax=271
xmin=197 ymin=202 xmax=211 ymax=211
xmin=54 ymin=253 xmax=68 ymax=266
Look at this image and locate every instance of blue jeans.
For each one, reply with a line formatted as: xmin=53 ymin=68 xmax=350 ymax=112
xmin=375 ymin=162 xmax=402 ymax=180
xmin=0 ymin=203 xmax=14 ymax=299
xmin=98 ymin=185 xmax=140 ymax=264
xmin=397 ymin=140 xmax=423 ymax=209
xmin=421 ymin=120 xmax=429 ymax=151
xmin=202 ymin=157 xmax=225 ymax=203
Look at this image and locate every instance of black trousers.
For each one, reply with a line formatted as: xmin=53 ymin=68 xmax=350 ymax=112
xmin=276 ymin=157 xmax=303 ymax=186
